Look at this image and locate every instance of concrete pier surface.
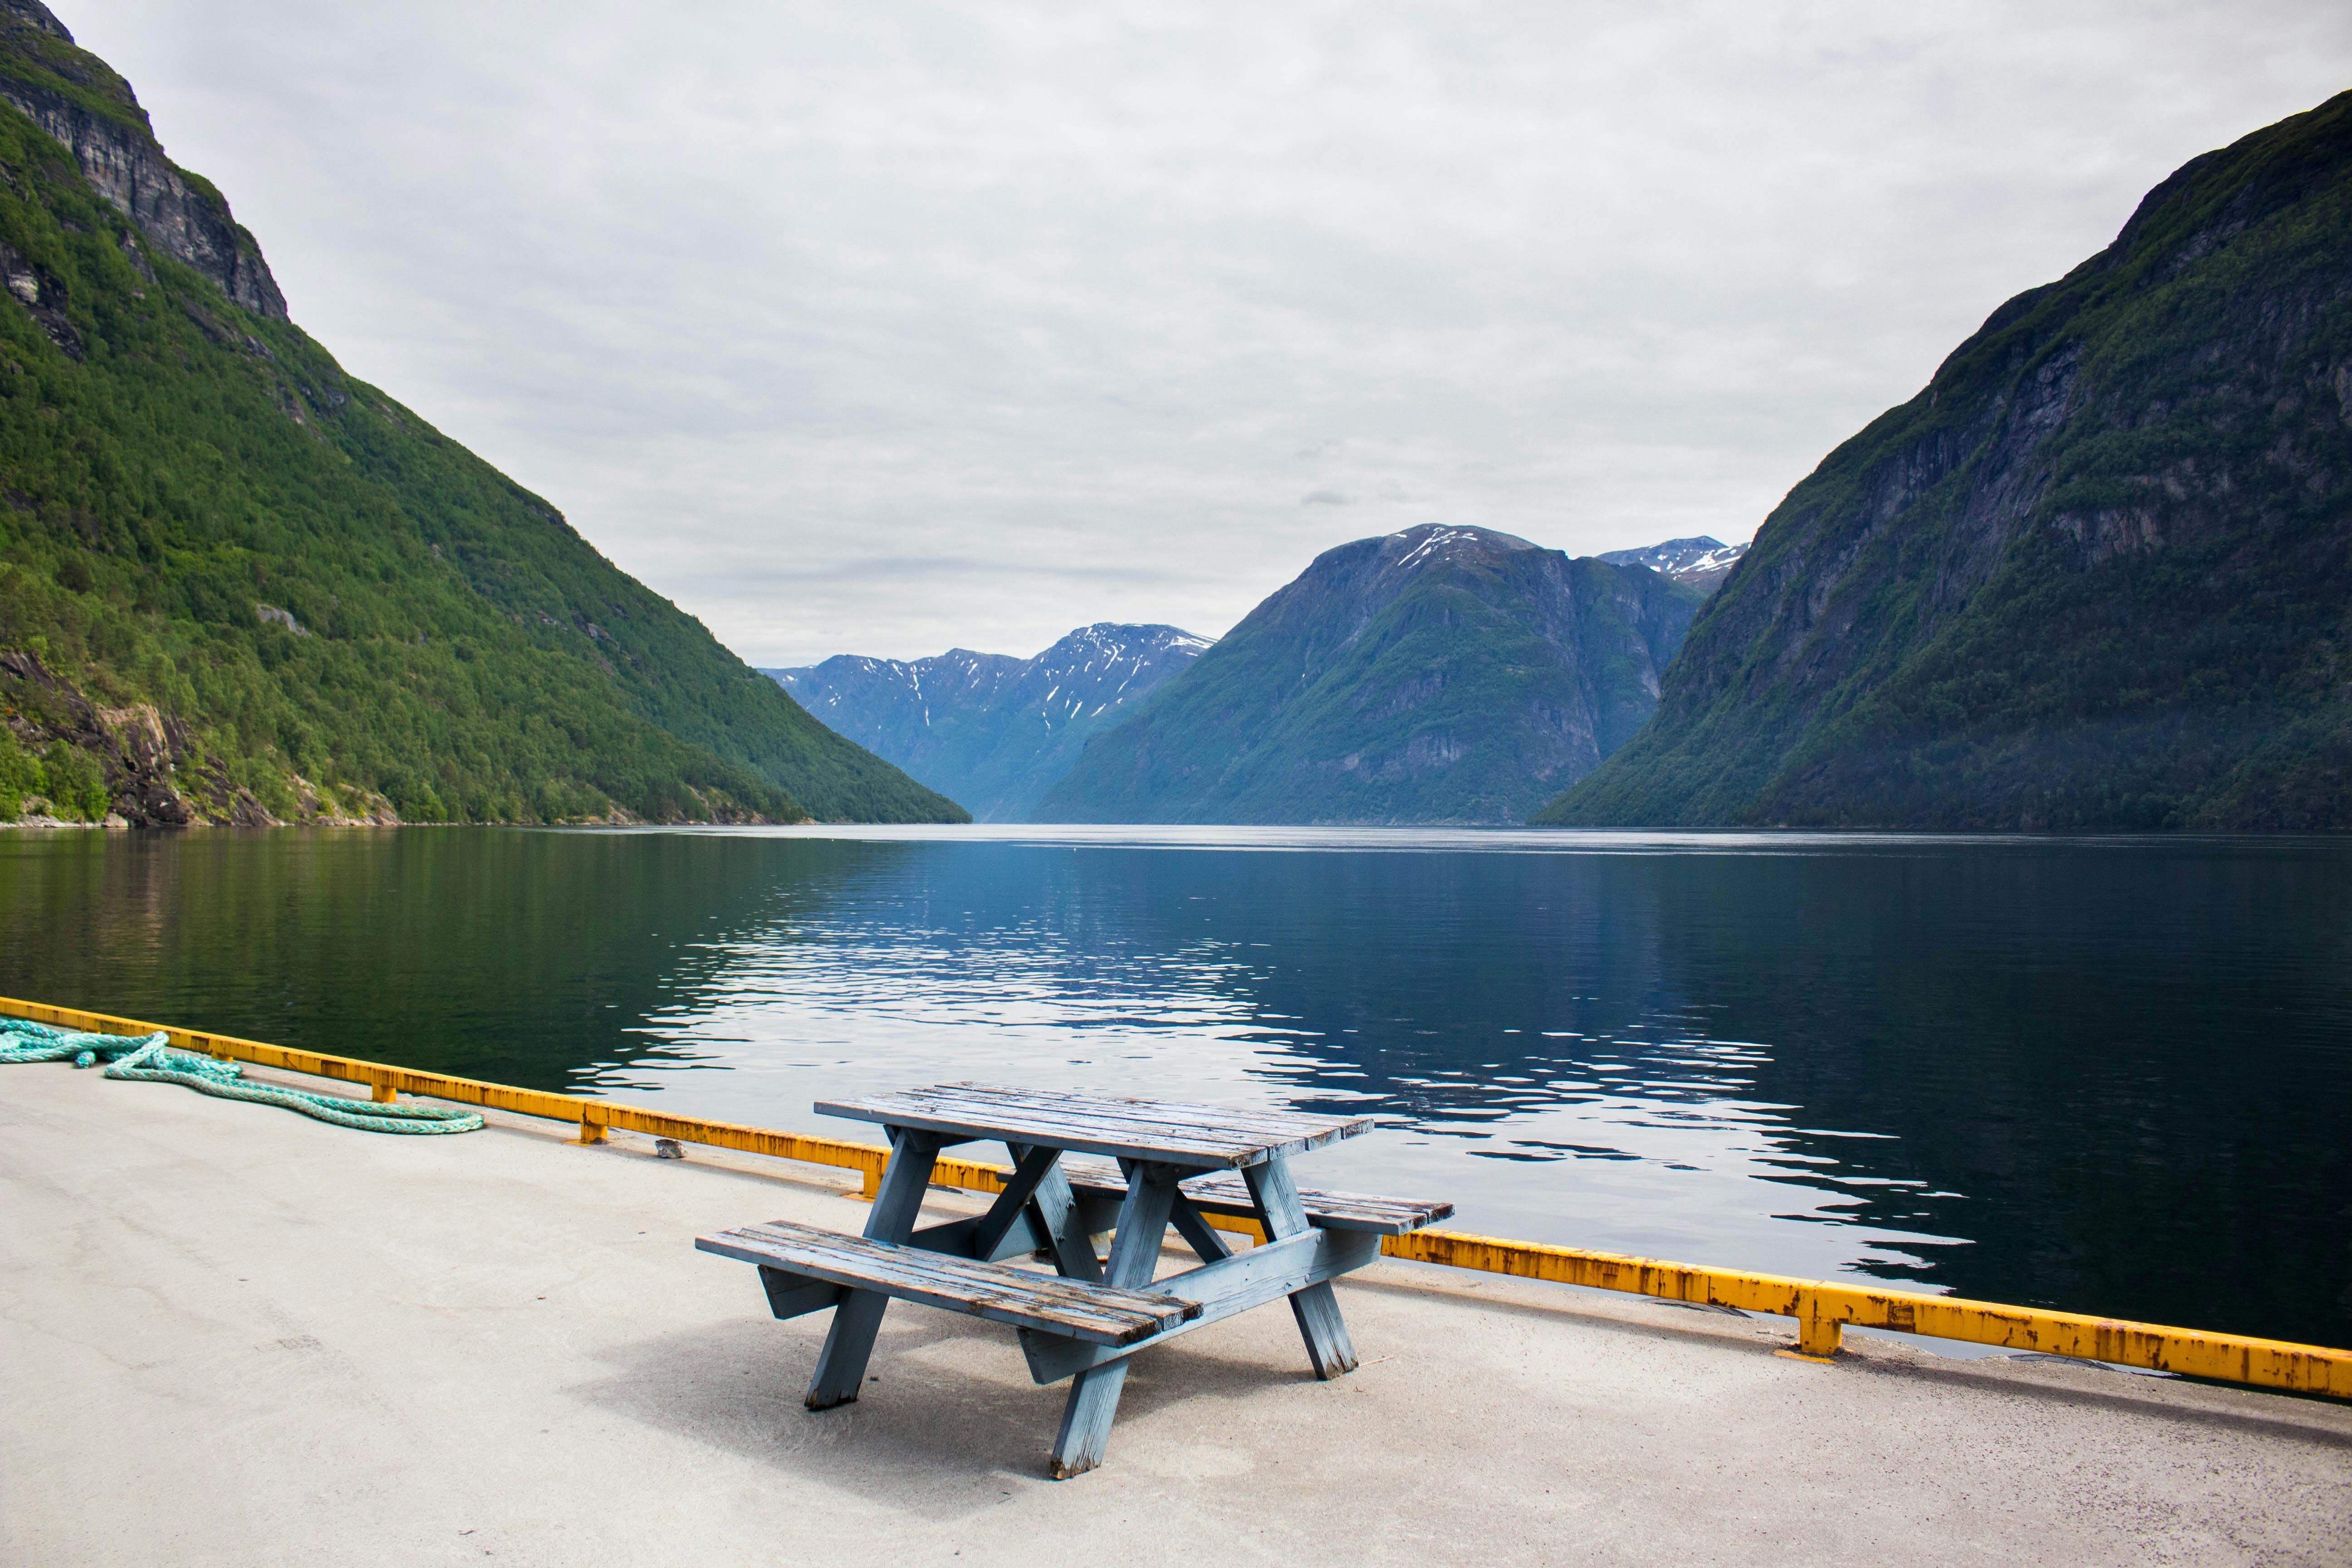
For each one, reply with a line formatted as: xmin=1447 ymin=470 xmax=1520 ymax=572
xmin=5 ymin=1064 xmax=2348 ymax=1568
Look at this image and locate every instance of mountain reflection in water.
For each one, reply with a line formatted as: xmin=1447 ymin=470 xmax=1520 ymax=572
xmin=2 ymin=823 xmax=2344 ymax=1348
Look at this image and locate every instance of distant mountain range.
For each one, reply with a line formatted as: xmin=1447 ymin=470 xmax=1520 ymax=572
xmin=1541 ymin=88 xmax=2352 ymax=831
xmin=0 ymin=1 xmax=960 ymax=826
xmin=765 ymin=624 xmax=1209 ymax=821
xmin=1596 ymin=536 xmax=1748 ymax=591
xmin=35 ymin=0 xmax=2328 ymax=835
xmin=1034 ymin=525 xmax=1703 ymax=824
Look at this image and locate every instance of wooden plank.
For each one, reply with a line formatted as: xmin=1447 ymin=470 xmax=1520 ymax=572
xmin=758 ymin=1265 xmax=843 ymax=1321
xmin=991 ymin=1093 xmax=1369 ymax=1144
xmin=1021 ymin=1228 xmax=1380 ymax=1384
xmin=936 ymin=1089 xmax=1365 ymax=1144
xmin=1101 ymin=1163 xmax=1184 ymax=1292
xmin=1166 ymin=1192 xmax=1231 ymax=1263
xmin=804 ymin=1131 xmax=941 ymax=1408
xmin=1062 ymin=1158 xmax=1451 ymax=1236
xmin=907 ymin=1212 xmax=1044 ymax=1263
xmin=816 ymin=1084 xmax=1372 ymax=1169
xmin=968 ymin=1142 xmax=1063 ymax=1260
xmin=862 ymin=1083 xmax=1362 ymax=1138
xmin=701 ymin=1220 xmax=1200 ymax=1347
xmin=1050 ymin=1356 xmax=1130 ymax=1480
xmin=708 ymin=1223 xmax=1191 ymax=1338
xmin=1022 ymin=1149 xmax=1104 ymax=1285
xmin=1246 ymin=1156 xmax=1359 ymax=1379
xmin=864 ymin=1132 xmax=945 ymax=1243
xmin=832 ymin=1098 xmax=1297 ymax=1166
xmin=1048 ymin=1160 xmax=1185 ymax=1480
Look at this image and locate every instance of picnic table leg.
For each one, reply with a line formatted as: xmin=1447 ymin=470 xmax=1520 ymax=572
xmin=1244 ymin=1156 xmax=1359 ymax=1379
xmin=1048 ymin=1160 xmax=1181 ymax=1479
xmin=805 ymin=1127 xmax=942 ymax=1410
xmin=1020 ymin=1147 xmax=1104 ymax=1284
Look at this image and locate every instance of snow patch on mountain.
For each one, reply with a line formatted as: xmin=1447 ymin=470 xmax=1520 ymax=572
xmin=1597 ymin=536 xmax=1749 ymax=587
xmin=761 ymin=622 xmax=1211 ymax=820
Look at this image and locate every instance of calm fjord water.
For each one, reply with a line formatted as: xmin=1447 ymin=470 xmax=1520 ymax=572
xmin=4 ymin=824 xmax=2346 ymax=1348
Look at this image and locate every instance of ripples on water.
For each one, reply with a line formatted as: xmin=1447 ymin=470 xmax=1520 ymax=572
xmin=2 ymin=823 xmax=2345 ymax=1347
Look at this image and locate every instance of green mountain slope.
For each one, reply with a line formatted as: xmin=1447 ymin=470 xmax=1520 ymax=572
xmin=1036 ymin=525 xmax=1702 ymax=824
xmin=1539 ymin=91 xmax=2352 ymax=831
xmin=0 ymin=0 xmax=965 ymax=826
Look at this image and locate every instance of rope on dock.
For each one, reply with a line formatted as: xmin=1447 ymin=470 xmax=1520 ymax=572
xmin=0 ymin=1020 xmax=485 ymax=1134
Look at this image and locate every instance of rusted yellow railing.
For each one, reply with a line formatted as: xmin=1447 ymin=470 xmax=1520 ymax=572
xmin=6 ymin=995 xmax=2345 ymax=1400
xmin=1381 ymin=1230 xmax=2352 ymax=1393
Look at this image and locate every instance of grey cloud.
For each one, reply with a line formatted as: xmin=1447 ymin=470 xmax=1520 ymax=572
xmin=66 ymin=0 xmax=2352 ymax=663
xmin=1301 ymin=490 xmax=1355 ymax=507
xmin=681 ymin=556 xmax=1227 ymax=589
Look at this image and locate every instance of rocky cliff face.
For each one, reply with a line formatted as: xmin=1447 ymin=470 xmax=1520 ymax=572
xmin=0 ymin=649 xmax=397 ymax=823
xmin=1540 ymin=90 xmax=2352 ymax=831
xmin=1036 ymin=525 xmax=1702 ymax=824
xmin=770 ymin=623 xmax=1210 ymax=821
xmin=0 ymin=0 xmax=284 ymax=318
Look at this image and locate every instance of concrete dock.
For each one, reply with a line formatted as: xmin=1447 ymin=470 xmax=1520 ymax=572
xmin=5 ymin=1063 xmax=2348 ymax=1567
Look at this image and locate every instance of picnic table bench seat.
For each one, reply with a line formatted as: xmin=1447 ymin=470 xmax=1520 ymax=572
xmin=707 ymin=1083 xmax=1450 ymax=1478
xmin=698 ymin=1219 xmax=1200 ymax=1347
xmin=1057 ymin=1157 xmax=1452 ymax=1236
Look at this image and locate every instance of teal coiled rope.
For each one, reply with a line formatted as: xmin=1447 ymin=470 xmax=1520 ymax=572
xmin=0 ymin=1019 xmax=484 ymax=1133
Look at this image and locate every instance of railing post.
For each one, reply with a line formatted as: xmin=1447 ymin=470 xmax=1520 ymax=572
xmin=578 ymin=1107 xmax=608 ymax=1144
xmin=1788 ymin=1290 xmax=1844 ymax=1360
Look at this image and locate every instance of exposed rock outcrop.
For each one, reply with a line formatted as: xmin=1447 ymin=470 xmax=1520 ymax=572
xmin=0 ymin=0 xmax=285 ymax=318
xmin=2 ymin=649 xmax=279 ymax=824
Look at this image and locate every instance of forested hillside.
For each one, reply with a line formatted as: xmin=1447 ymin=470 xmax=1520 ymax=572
xmin=1039 ymin=526 xmax=1701 ymax=824
xmin=1541 ymin=90 xmax=2352 ymax=831
xmin=0 ymin=0 xmax=964 ymax=825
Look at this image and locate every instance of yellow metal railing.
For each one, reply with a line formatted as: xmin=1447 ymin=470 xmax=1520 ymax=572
xmin=7 ymin=994 xmax=2346 ymax=1401
xmin=1378 ymin=1230 xmax=2352 ymax=1392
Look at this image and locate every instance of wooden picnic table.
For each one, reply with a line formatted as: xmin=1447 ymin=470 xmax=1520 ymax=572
xmin=697 ymin=1083 xmax=1450 ymax=1478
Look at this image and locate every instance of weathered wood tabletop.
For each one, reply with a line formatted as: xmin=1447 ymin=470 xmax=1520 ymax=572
xmin=706 ymin=1082 xmax=1439 ymax=1479
xmin=814 ymin=1083 xmax=1374 ymax=1168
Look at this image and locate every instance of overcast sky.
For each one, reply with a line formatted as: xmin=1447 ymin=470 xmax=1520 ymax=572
xmin=66 ymin=1 xmax=2352 ymax=664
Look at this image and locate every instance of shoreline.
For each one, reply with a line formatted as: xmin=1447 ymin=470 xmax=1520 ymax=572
xmin=9 ymin=1057 xmax=2347 ymax=1564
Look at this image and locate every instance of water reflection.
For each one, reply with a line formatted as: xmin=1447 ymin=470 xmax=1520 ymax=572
xmin=1 ymin=824 xmax=2344 ymax=1347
